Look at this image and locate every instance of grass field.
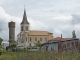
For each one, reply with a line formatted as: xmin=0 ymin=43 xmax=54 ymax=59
xmin=0 ymin=50 xmax=80 ymax=60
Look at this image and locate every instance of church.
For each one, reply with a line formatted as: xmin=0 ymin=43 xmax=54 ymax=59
xmin=17 ymin=8 xmax=53 ymax=46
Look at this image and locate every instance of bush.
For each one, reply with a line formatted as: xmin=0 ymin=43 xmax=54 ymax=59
xmin=35 ymin=41 xmax=41 ymax=47
xmin=79 ymin=42 xmax=80 ymax=53
xmin=10 ymin=43 xmax=17 ymax=48
xmin=0 ymin=49 xmax=2 ymax=55
xmin=0 ymin=38 xmax=3 ymax=55
xmin=0 ymin=45 xmax=2 ymax=55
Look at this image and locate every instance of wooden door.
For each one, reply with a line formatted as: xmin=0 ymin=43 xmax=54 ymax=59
xmin=46 ymin=46 xmax=49 ymax=52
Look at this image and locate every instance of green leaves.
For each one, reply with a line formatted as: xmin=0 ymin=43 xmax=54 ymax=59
xmin=9 ymin=43 xmax=17 ymax=47
xmin=72 ymin=30 xmax=76 ymax=38
xmin=35 ymin=41 xmax=41 ymax=47
xmin=8 ymin=40 xmax=16 ymax=43
xmin=0 ymin=38 xmax=3 ymax=45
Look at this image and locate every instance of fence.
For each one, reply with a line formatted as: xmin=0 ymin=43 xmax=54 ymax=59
xmin=12 ymin=49 xmax=39 ymax=53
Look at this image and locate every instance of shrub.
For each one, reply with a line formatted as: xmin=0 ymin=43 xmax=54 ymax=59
xmin=8 ymin=40 xmax=16 ymax=43
xmin=79 ymin=42 xmax=80 ymax=53
xmin=0 ymin=50 xmax=2 ymax=55
xmin=10 ymin=43 xmax=17 ymax=48
xmin=35 ymin=41 xmax=41 ymax=47
xmin=0 ymin=45 xmax=2 ymax=55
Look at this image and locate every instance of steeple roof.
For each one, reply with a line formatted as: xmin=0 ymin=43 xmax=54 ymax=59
xmin=21 ymin=7 xmax=29 ymax=24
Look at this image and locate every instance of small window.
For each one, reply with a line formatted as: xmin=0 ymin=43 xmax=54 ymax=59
xmin=25 ymin=26 xmax=28 ymax=30
xmin=26 ymin=37 xmax=27 ymax=42
xmin=22 ymin=34 xmax=24 ymax=39
xmin=30 ymin=37 xmax=31 ymax=42
xmin=40 ymin=38 xmax=42 ymax=42
xmin=35 ymin=37 xmax=37 ymax=41
xmin=21 ymin=26 xmax=23 ymax=31
xmin=45 ymin=38 xmax=47 ymax=41
xmin=20 ymin=34 xmax=21 ymax=37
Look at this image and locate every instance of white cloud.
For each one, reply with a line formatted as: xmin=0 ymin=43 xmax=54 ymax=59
xmin=0 ymin=0 xmax=80 ymax=40
xmin=51 ymin=15 xmax=72 ymax=20
xmin=28 ymin=18 xmax=48 ymax=30
xmin=0 ymin=0 xmax=13 ymax=5
xmin=0 ymin=6 xmax=48 ymax=41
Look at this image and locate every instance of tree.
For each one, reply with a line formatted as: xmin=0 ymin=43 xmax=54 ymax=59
xmin=10 ymin=43 xmax=17 ymax=48
xmin=8 ymin=40 xmax=16 ymax=43
xmin=35 ymin=41 xmax=41 ymax=47
xmin=72 ymin=30 xmax=76 ymax=38
xmin=0 ymin=38 xmax=3 ymax=55
xmin=0 ymin=38 xmax=3 ymax=45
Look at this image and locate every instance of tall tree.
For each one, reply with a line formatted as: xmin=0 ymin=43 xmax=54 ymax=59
xmin=0 ymin=38 xmax=3 ymax=45
xmin=72 ymin=30 xmax=76 ymax=38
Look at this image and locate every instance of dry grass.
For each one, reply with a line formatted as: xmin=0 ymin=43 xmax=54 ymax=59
xmin=0 ymin=50 xmax=80 ymax=60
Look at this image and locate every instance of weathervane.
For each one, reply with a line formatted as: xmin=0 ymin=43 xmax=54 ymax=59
xmin=0 ymin=28 xmax=2 ymax=31
xmin=24 ymin=5 xmax=25 ymax=10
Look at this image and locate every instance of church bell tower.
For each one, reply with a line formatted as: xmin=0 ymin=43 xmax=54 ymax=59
xmin=20 ymin=6 xmax=29 ymax=32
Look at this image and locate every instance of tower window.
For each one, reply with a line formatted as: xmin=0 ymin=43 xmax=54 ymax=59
xmin=22 ymin=34 xmax=24 ymax=40
xmin=30 ymin=37 xmax=31 ymax=42
xmin=21 ymin=26 xmax=23 ymax=31
xmin=26 ymin=37 xmax=27 ymax=42
xmin=20 ymin=34 xmax=21 ymax=38
xmin=25 ymin=26 xmax=28 ymax=30
xmin=40 ymin=38 xmax=42 ymax=42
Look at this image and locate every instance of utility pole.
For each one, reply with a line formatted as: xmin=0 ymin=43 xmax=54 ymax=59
xmin=0 ymin=28 xmax=2 ymax=34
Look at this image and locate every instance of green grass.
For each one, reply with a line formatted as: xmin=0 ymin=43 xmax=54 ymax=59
xmin=0 ymin=50 xmax=80 ymax=60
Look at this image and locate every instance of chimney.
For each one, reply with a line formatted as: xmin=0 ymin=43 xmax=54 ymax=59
xmin=61 ymin=34 xmax=62 ymax=38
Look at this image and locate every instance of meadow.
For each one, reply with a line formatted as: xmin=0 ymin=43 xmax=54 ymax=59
xmin=0 ymin=50 xmax=80 ymax=60
xmin=0 ymin=42 xmax=80 ymax=60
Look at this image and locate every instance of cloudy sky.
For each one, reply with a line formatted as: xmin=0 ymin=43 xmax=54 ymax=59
xmin=0 ymin=0 xmax=80 ymax=41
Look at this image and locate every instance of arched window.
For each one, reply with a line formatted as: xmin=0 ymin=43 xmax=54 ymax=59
xmin=30 ymin=37 xmax=31 ymax=42
xmin=25 ymin=26 xmax=28 ymax=30
xmin=35 ymin=37 xmax=37 ymax=41
xmin=21 ymin=26 xmax=23 ymax=31
xmin=20 ymin=34 xmax=21 ymax=38
xmin=26 ymin=37 xmax=27 ymax=42
xmin=45 ymin=38 xmax=47 ymax=41
xmin=40 ymin=38 xmax=42 ymax=42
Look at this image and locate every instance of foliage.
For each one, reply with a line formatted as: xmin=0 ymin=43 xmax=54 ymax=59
xmin=9 ymin=43 xmax=17 ymax=48
xmin=8 ymin=40 xmax=16 ymax=43
xmin=79 ymin=42 xmax=80 ymax=53
xmin=72 ymin=30 xmax=76 ymax=38
xmin=0 ymin=45 xmax=2 ymax=55
xmin=0 ymin=38 xmax=3 ymax=55
xmin=0 ymin=38 xmax=3 ymax=45
xmin=35 ymin=41 xmax=41 ymax=47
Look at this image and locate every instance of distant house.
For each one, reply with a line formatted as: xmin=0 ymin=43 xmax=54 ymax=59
xmin=41 ymin=37 xmax=79 ymax=53
xmin=1 ymin=42 xmax=9 ymax=50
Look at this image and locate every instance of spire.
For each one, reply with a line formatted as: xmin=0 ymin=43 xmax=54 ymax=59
xmin=21 ymin=5 xmax=29 ymax=24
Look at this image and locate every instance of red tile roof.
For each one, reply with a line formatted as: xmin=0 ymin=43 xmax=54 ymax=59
xmin=49 ymin=37 xmax=73 ymax=41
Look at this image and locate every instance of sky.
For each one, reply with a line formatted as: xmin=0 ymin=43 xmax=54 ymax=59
xmin=0 ymin=0 xmax=80 ymax=42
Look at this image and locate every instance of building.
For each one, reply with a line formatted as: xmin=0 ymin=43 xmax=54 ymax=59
xmin=1 ymin=42 xmax=9 ymax=50
xmin=8 ymin=21 xmax=15 ymax=42
xmin=17 ymin=8 xmax=53 ymax=46
xmin=41 ymin=37 xmax=79 ymax=53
